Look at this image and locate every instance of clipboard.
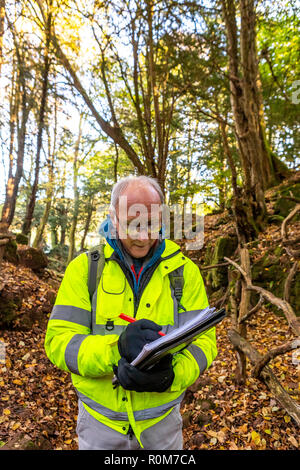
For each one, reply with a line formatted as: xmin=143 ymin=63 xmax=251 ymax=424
xmin=112 ymin=307 xmax=226 ymax=388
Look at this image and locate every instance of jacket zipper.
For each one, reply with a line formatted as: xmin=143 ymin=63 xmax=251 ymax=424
xmin=109 ymin=252 xmax=178 ymax=317
xmin=127 ymin=424 xmax=134 ymax=440
xmin=133 ymin=256 xmax=163 ymax=317
xmin=110 ymin=256 xmax=160 ymax=318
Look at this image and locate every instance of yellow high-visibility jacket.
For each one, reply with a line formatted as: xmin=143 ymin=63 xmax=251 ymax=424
xmin=44 ymin=239 xmax=217 ymax=445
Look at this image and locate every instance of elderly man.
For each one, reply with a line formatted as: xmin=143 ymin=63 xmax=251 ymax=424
xmin=44 ymin=175 xmax=217 ymax=450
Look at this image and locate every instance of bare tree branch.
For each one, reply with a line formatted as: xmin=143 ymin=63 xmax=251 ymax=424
xmin=284 ymin=261 xmax=298 ymax=303
xmin=281 ymin=204 xmax=300 ymax=241
xmin=228 ymin=329 xmax=300 ymax=426
xmin=253 ymin=338 xmax=300 ymax=379
xmin=239 ymin=295 xmax=264 ymax=323
xmin=224 ymin=256 xmax=300 ymax=336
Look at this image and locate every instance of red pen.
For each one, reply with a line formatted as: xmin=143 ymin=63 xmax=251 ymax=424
xmin=119 ymin=313 xmax=165 ymax=336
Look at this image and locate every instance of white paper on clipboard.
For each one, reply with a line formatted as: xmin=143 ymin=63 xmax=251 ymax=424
xmin=130 ymin=307 xmax=226 ymax=370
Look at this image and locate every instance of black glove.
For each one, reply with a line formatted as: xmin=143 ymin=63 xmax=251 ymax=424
xmin=118 ymin=319 xmax=162 ymax=363
xmin=113 ymin=355 xmax=174 ymax=393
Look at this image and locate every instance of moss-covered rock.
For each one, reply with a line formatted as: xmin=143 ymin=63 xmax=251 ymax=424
xmin=207 ymin=236 xmax=238 ymax=290
xmin=0 ymin=288 xmax=23 ymax=328
xmin=273 ymin=182 xmax=300 ymax=218
xmin=15 ymin=233 xmax=29 ymax=245
xmin=17 ymin=246 xmax=48 ymax=272
xmin=3 ymin=239 xmax=19 ymax=265
xmin=252 ymin=249 xmax=299 ymax=316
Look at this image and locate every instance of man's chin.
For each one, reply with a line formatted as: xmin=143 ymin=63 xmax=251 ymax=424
xmin=130 ymin=244 xmax=150 ymax=257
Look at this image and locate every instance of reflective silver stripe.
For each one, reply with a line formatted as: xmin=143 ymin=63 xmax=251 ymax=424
xmin=50 ymin=305 xmax=91 ymax=329
xmin=135 ymin=393 xmax=185 ymax=420
xmin=89 ymin=307 xmax=208 ymax=336
xmin=65 ymin=334 xmax=88 ymax=374
xmin=75 ymin=389 xmax=185 ymax=421
xmin=187 ymin=344 xmax=207 ymax=373
xmin=92 ymin=324 xmax=127 ymax=335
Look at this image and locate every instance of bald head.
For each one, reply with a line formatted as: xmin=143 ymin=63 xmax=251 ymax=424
xmin=118 ymin=180 xmax=161 ymax=210
xmin=110 ymin=176 xmax=163 ymax=258
xmin=110 ymin=175 xmax=164 ymax=209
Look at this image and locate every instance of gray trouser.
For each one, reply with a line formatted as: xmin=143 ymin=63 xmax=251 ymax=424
xmin=76 ymin=399 xmax=183 ymax=450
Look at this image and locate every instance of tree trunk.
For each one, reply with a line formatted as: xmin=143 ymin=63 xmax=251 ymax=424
xmin=33 ymin=73 xmax=57 ymax=249
xmin=50 ymin=228 xmax=58 ymax=248
xmin=8 ymin=73 xmax=29 ymax=227
xmin=80 ymin=198 xmax=94 ymax=251
xmin=221 ymin=0 xmax=280 ymax=239
xmin=0 ymin=58 xmax=18 ymax=236
xmin=239 ymin=0 xmax=275 ymax=189
xmin=22 ymin=6 xmax=51 ymax=236
xmin=32 ymin=133 xmax=55 ymax=249
xmin=0 ymin=0 xmax=5 ymax=77
xmin=0 ymin=14 xmax=34 ymax=235
xmin=234 ymin=247 xmax=251 ymax=384
xmin=67 ymin=116 xmax=82 ymax=265
xmin=0 ymin=72 xmax=27 ymax=231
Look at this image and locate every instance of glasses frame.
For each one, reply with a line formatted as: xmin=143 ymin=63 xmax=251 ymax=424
xmin=115 ymin=214 xmax=162 ymax=239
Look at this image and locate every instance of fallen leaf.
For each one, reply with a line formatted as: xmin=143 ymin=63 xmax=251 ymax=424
xmin=229 ymin=441 xmax=239 ymax=450
xmin=251 ymin=431 xmax=261 ymax=445
xmin=288 ymin=436 xmax=298 ymax=448
xmin=11 ymin=422 xmax=21 ymax=431
xmin=13 ymin=379 xmax=23 ymax=385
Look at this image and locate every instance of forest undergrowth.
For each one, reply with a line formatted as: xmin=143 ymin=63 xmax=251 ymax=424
xmin=0 ymin=262 xmax=298 ymax=450
xmin=0 ymin=189 xmax=299 ymax=450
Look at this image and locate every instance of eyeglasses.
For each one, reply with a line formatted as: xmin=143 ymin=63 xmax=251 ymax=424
xmin=116 ymin=215 xmax=161 ymax=238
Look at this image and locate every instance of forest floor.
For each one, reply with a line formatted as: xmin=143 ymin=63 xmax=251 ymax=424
xmin=0 ymin=261 xmax=299 ymax=451
xmin=0 ymin=177 xmax=300 ymax=451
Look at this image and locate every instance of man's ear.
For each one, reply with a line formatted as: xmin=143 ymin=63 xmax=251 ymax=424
xmin=109 ymin=208 xmax=117 ymax=228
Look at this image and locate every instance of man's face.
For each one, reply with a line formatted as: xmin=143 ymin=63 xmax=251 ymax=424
xmin=112 ymin=183 xmax=162 ymax=258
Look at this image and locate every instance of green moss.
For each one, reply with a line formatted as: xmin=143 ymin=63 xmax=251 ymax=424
xmin=15 ymin=233 xmax=29 ymax=245
xmin=252 ymin=249 xmax=299 ymax=316
xmin=18 ymin=247 xmax=48 ymax=271
xmin=3 ymin=240 xmax=19 ymax=264
xmin=0 ymin=296 xmax=23 ymax=328
xmin=273 ymin=182 xmax=300 ymax=218
xmin=208 ymin=236 xmax=237 ymax=290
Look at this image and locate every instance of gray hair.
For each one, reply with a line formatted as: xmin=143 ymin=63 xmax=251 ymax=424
xmin=110 ymin=175 xmax=164 ymax=209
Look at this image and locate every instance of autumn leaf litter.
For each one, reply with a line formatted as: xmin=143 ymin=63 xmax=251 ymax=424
xmin=0 ymin=219 xmax=299 ymax=451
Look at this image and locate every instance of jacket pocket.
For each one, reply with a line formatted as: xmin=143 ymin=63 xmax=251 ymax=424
xmin=94 ymin=273 xmax=127 ymax=335
xmin=101 ymin=272 xmax=126 ymax=294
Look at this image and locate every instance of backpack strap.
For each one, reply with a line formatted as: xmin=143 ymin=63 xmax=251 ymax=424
xmin=169 ymin=265 xmax=186 ymax=313
xmin=87 ymin=243 xmax=105 ymax=303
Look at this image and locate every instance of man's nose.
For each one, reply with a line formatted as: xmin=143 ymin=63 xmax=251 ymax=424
xmin=136 ymin=228 xmax=149 ymax=240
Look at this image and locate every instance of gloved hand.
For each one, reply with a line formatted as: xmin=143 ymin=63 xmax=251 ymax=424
xmin=118 ymin=319 xmax=162 ymax=363
xmin=113 ymin=355 xmax=174 ymax=393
